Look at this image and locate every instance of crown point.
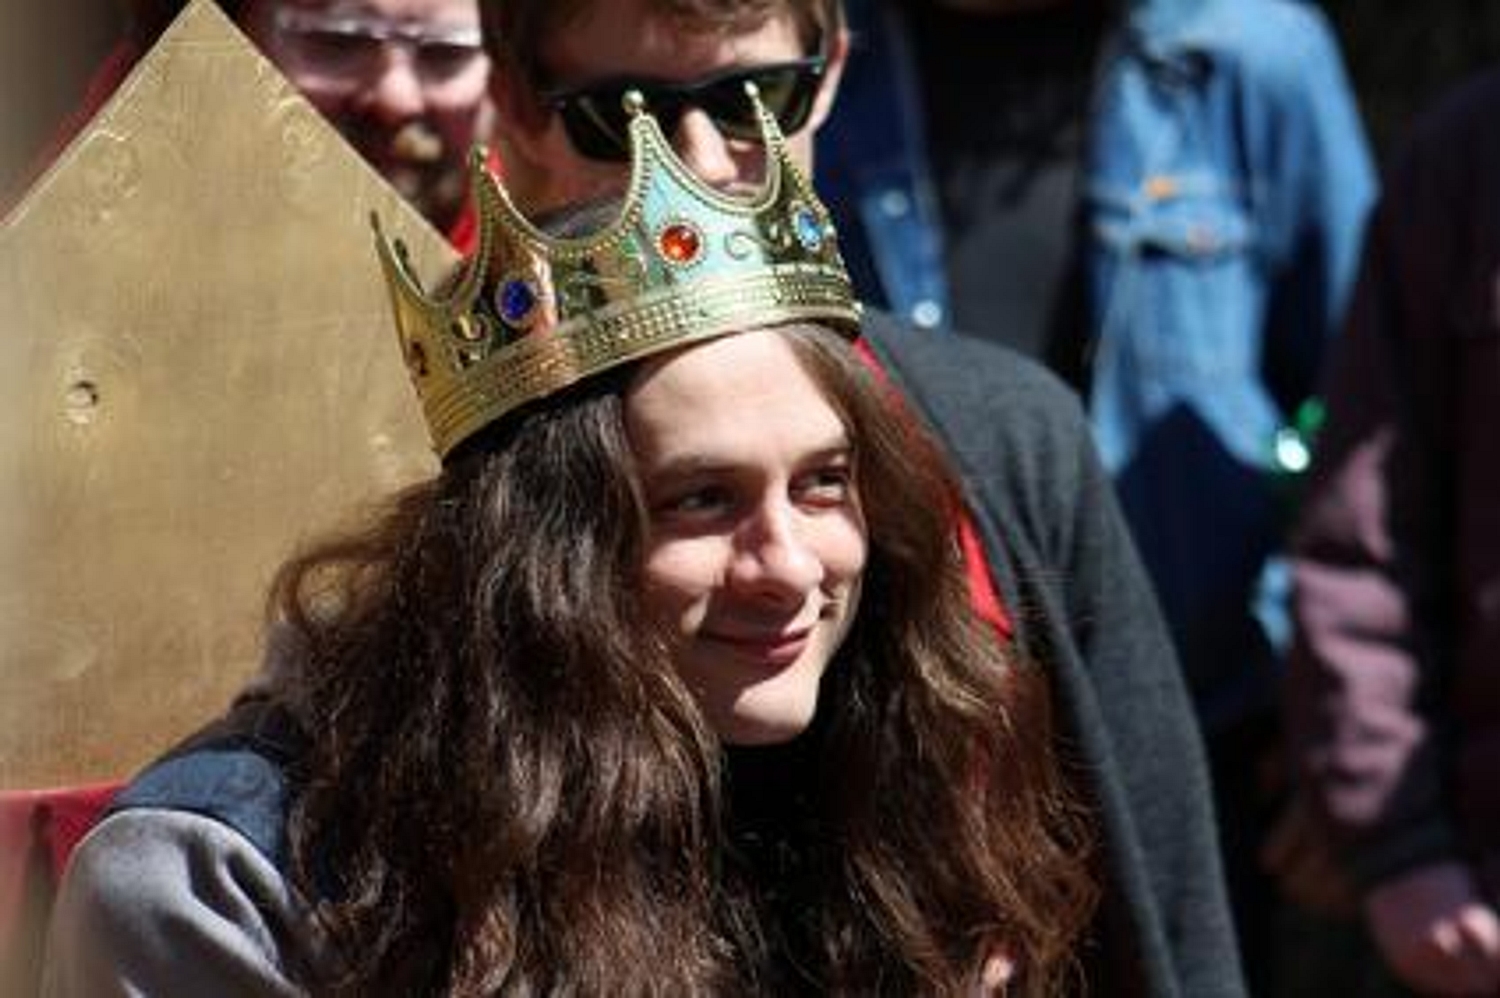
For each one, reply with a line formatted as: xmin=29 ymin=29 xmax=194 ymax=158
xmin=451 ymin=315 xmax=485 ymax=342
xmin=658 ymin=221 xmax=704 ymax=265
xmin=622 ymin=88 xmax=646 ymax=117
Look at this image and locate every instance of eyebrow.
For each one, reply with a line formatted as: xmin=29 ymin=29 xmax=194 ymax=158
xmin=643 ymin=438 xmax=853 ymax=481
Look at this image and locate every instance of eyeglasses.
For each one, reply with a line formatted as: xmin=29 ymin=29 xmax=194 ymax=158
xmin=541 ymin=54 xmax=828 ymax=163
xmin=273 ymin=8 xmax=484 ymax=83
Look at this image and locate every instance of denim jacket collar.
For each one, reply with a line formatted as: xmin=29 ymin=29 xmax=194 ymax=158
xmin=1122 ymin=0 xmax=1216 ymax=72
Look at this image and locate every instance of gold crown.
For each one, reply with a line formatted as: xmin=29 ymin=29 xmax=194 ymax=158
xmin=373 ymin=85 xmax=862 ymax=458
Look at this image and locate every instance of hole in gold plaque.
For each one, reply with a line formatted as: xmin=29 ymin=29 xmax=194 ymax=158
xmin=64 ymin=380 xmax=101 ymax=425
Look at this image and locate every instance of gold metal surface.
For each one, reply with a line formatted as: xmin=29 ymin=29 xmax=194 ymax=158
xmin=0 ymin=0 xmax=454 ymax=788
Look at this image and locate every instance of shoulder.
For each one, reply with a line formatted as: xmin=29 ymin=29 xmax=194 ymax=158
xmin=860 ymin=312 xmax=1093 ymax=479
xmin=861 ymin=311 xmax=1086 ymax=430
xmin=1369 ymin=68 xmax=1500 ymax=312
xmin=46 ymin=809 xmax=312 ymax=996
xmin=859 ymin=312 xmax=1106 ymax=573
xmin=1151 ymin=2 xmax=1369 ymax=218
xmin=43 ymin=703 xmax=322 ymax=995
xmin=1134 ymin=0 xmax=1356 ymax=138
xmin=1182 ymin=0 xmax=1345 ymax=79
xmin=107 ymin=698 xmax=305 ymax=871
xmin=57 ymin=808 xmax=294 ymax=925
xmin=1361 ymin=68 xmax=1500 ymax=252
xmin=1396 ymin=67 xmax=1500 ymax=175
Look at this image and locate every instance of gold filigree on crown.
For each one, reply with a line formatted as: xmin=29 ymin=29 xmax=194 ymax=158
xmin=372 ymin=85 xmax=862 ymax=458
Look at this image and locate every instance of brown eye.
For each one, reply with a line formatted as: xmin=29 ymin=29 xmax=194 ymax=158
xmin=794 ymin=465 xmax=853 ymax=508
xmin=650 ymin=481 xmax=740 ymax=528
xmin=665 ymin=486 xmax=732 ymax=515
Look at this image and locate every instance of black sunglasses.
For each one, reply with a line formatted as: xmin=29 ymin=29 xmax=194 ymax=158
xmin=542 ymin=54 xmax=828 ymax=162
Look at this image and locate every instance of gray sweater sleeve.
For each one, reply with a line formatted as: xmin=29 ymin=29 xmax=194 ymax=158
xmin=44 ymin=809 xmax=318 ymax=997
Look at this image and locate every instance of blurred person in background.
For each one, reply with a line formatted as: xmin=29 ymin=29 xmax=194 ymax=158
xmin=18 ymin=0 xmax=492 ymax=236
xmin=815 ymin=0 xmax=1376 ymax=981
xmin=1274 ymin=65 xmax=1500 ymax=998
xmin=480 ymin=0 xmax=1247 ymax=993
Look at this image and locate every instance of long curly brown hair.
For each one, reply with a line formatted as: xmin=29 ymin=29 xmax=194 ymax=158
xmin=269 ymin=323 xmax=1096 ymax=995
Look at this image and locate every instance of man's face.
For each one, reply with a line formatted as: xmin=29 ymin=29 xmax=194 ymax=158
xmin=627 ymin=329 xmax=867 ymax=746
xmin=492 ymin=0 xmax=846 ymax=215
xmin=242 ymin=0 xmax=492 ymax=231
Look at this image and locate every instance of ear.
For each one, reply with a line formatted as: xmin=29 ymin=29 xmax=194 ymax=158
xmin=807 ymin=25 xmax=850 ymax=135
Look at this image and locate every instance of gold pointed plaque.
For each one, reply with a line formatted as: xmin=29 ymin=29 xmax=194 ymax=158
xmin=0 ymin=0 xmax=456 ymax=788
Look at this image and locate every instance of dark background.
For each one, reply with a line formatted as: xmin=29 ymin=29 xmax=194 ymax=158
xmin=1318 ymin=0 xmax=1500 ymax=157
xmin=3 ymin=1 xmax=1500 ymax=211
xmin=0 ymin=0 xmax=126 ymax=211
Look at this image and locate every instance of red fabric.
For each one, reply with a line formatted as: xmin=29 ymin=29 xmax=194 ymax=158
xmin=1 ymin=784 xmax=122 ymax=874
xmin=446 ymin=148 xmax=504 ymax=253
xmin=0 ymin=782 xmax=123 ymax=933
xmin=853 ymin=338 xmax=1013 ymax=641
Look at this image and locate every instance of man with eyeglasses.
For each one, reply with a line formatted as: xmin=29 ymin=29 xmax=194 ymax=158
xmin=122 ymin=0 xmax=491 ymax=232
xmin=480 ymin=1 xmax=1244 ymax=995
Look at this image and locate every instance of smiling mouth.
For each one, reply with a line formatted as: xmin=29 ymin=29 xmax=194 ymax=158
xmin=703 ymin=627 xmax=813 ymax=667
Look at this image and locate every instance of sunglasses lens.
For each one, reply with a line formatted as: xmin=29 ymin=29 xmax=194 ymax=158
xmin=695 ymin=81 xmax=766 ymax=139
xmin=695 ymin=64 xmax=821 ymax=140
xmin=750 ymin=65 xmax=822 ymax=134
xmin=553 ymin=60 xmax=823 ymax=161
xmin=558 ymin=93 xmax=634 ymax=161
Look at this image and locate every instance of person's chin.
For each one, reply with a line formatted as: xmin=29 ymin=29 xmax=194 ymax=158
xmin=716 ymin=698 xmax=820 ymax=746
xmin=678 ymin=626 xmax=837 ymax=743
xmin=701 ymin=661 xmax=827 ymax=745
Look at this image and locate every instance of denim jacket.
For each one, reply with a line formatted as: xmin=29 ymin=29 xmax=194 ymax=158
xmin=818 ymin=0 xmax=1375 ymax=728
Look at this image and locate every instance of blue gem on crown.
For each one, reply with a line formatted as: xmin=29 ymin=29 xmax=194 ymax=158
xmin=497 ymin=276 xmax=539 ymax=327
xmin=792 ymin=205 xmax=825 ymax=251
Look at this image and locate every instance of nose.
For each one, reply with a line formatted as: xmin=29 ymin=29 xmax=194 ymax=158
xmin=728 ymin=501 xmax=823 ymax=606
xmin=671 ymin=107 xmax=742 ymax=190
xmin=357 ymin=46 xmax=426 ymax=123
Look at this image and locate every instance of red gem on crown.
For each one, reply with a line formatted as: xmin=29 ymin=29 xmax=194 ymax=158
xmin=658 ymin=222 xmax=702 ymax=265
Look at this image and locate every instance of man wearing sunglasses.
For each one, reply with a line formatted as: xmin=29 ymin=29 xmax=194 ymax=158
xmin=482 ymin=2 xmax=1245 ymax=996
xmin=122 ymin=0 xmax=492 ymax=232
xmin=484 ymin=1 xmax=844 ymax=216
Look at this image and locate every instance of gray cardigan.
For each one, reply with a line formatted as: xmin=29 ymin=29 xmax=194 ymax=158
xmin=867 ymin=314 xmax=1244 ymax=997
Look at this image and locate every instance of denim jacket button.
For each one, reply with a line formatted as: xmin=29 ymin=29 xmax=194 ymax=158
xmin=911 ymin=299 xmax=943 ymax=328
xmin=1143 ymin=174 xmax=1178 ymax=201
xmin=879 ymin=189 xmax=911 ymax=218
xmin=1185 ymin=225 xmax=1219 ymax=255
